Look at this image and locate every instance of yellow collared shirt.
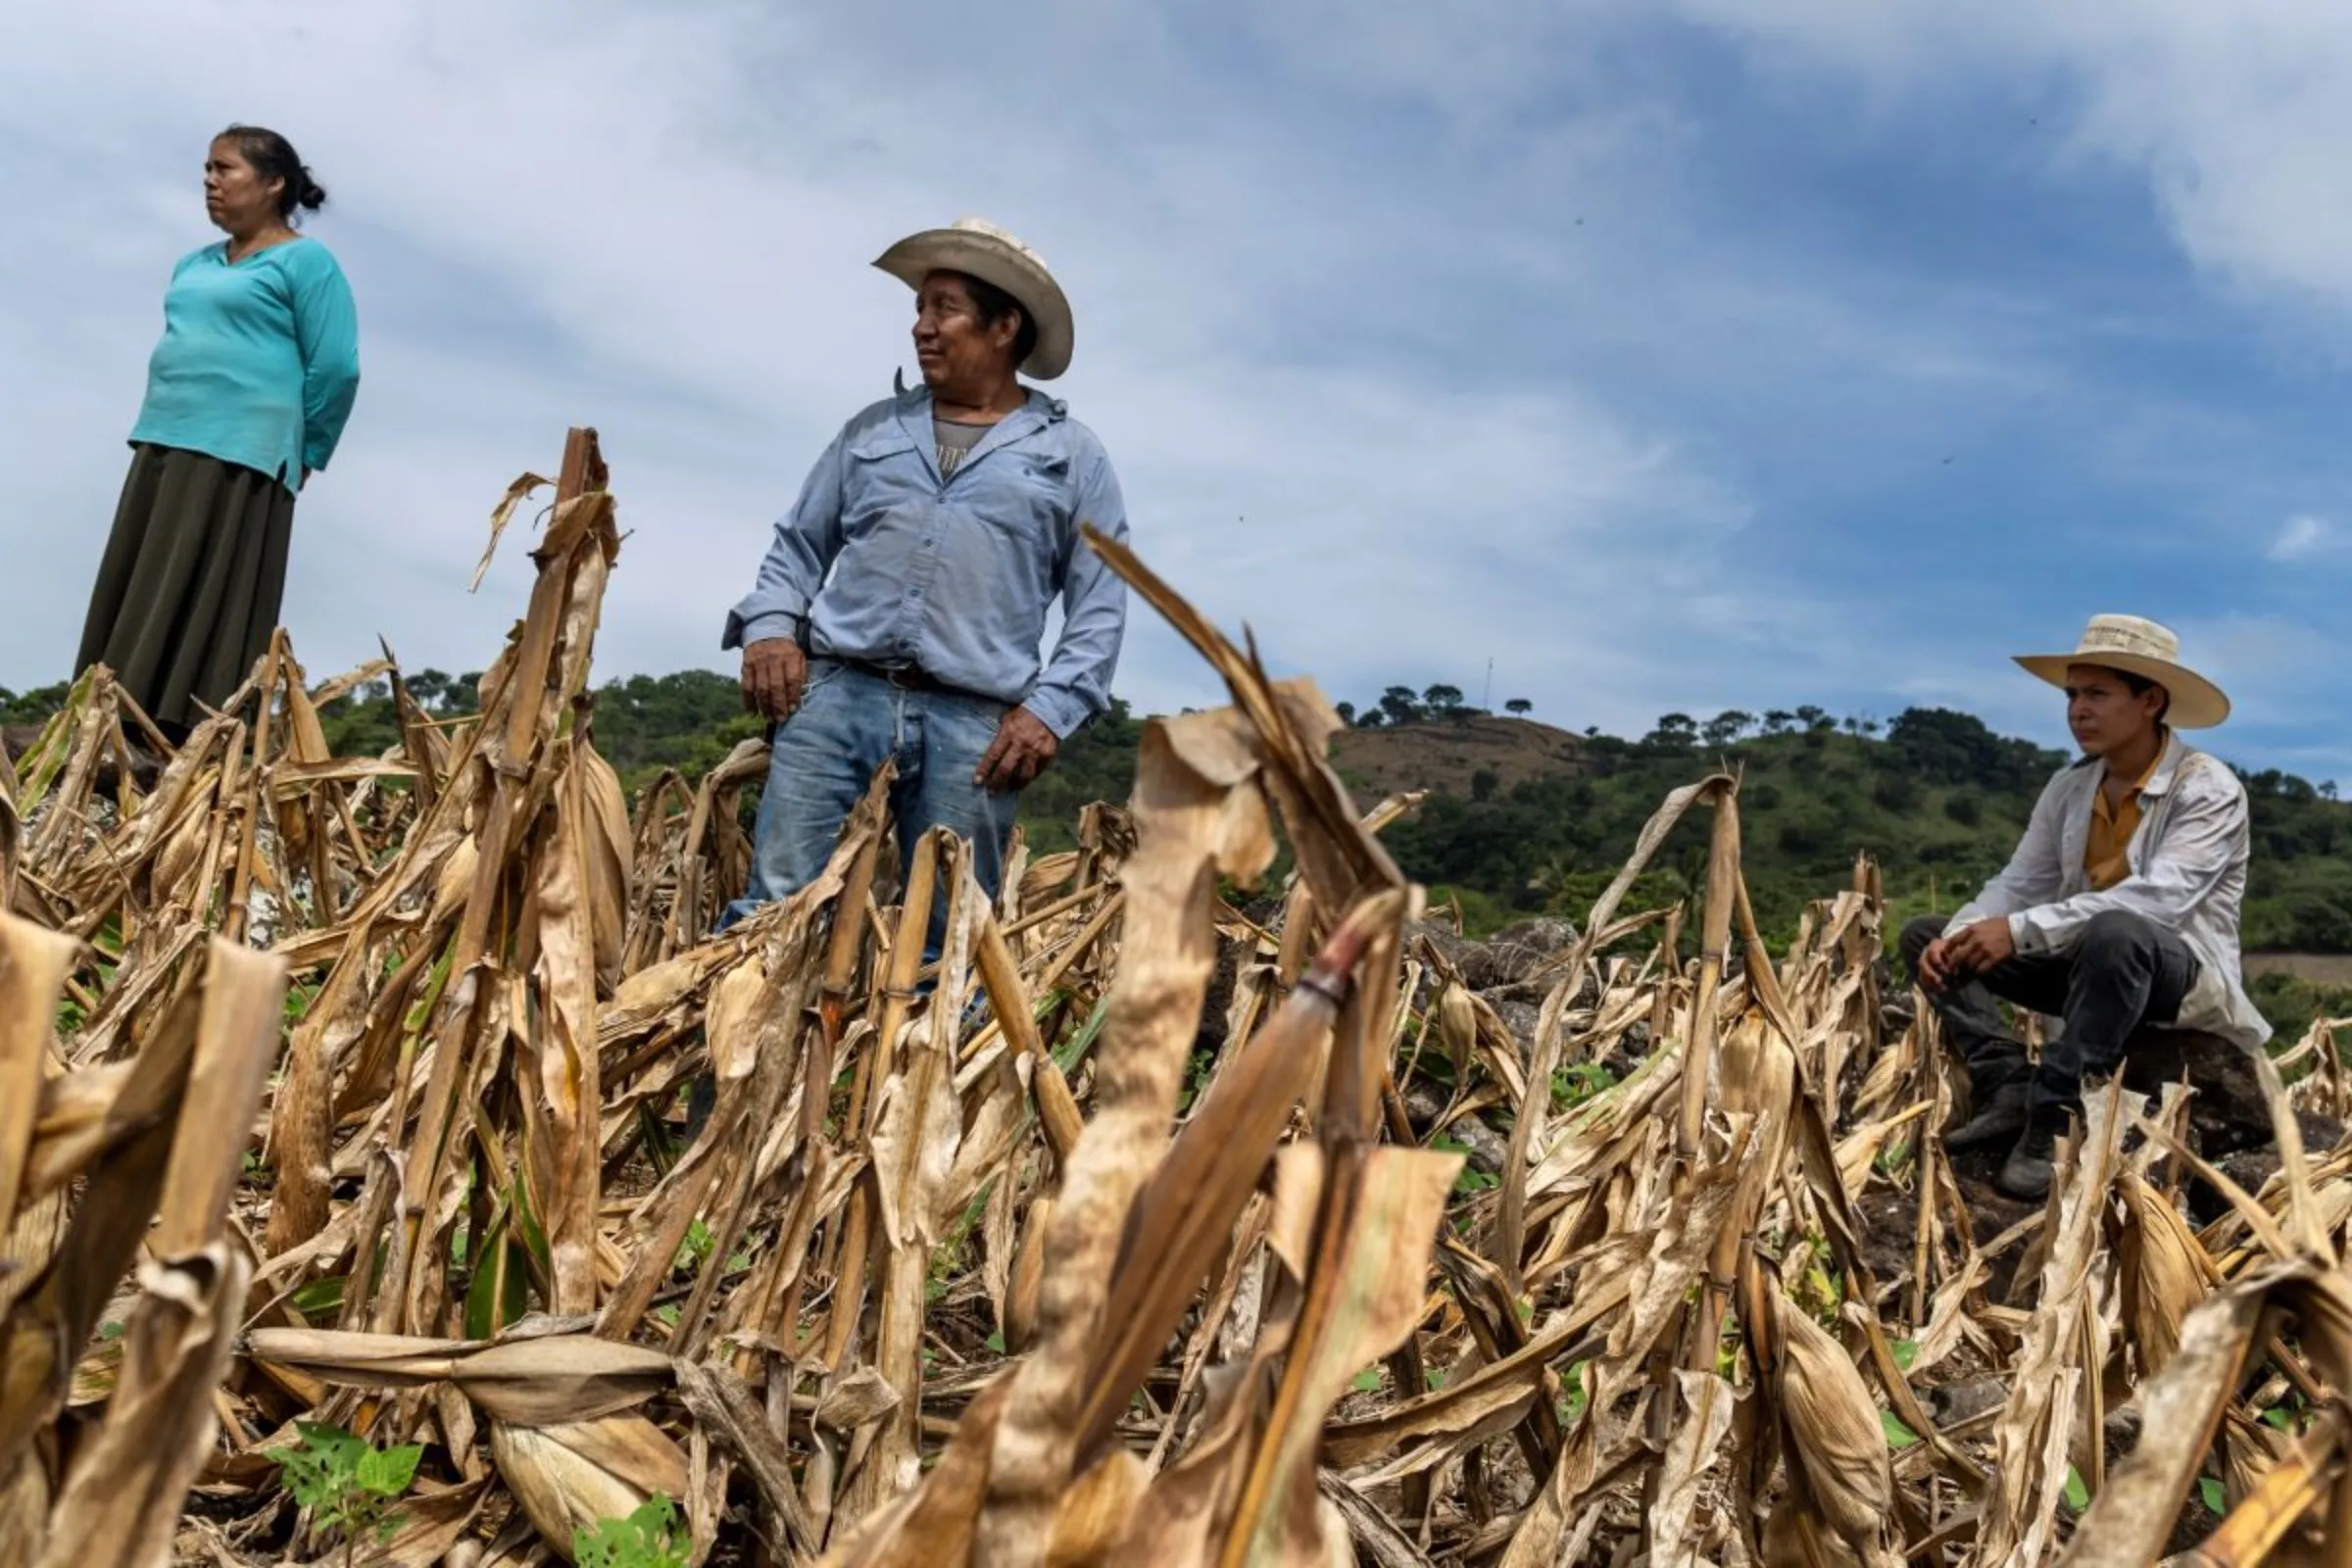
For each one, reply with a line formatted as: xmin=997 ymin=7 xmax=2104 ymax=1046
xmin=2084 ymin=747 xmax=2164 ymax=891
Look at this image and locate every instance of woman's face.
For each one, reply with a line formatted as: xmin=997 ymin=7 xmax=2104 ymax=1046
xmin=204 ymin=138 xmax=281 ymax=234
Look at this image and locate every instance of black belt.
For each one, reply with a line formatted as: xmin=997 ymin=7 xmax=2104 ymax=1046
xmin=834 ymin=656 xmax=967 ymax=698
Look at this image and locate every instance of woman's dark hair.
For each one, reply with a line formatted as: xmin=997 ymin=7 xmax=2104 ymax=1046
xmin=2118 ymin=670 xmax=2173 ymax=724
xmin=219 ymin=124 xmax=328 ymax=223
xmin=958 ymin=272 xmax=1039 ymax=367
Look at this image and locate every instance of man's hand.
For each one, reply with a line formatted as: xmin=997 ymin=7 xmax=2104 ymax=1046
xmin=976 ymin=707 xmax=1058 ymax=793
xmin=1916 ymin=935 xmax=1958 ymax=995
xmin=1937 ymin=918 xmax=2017 ymax=985
xmin=741 ymin=638 xmax=807 ymax=719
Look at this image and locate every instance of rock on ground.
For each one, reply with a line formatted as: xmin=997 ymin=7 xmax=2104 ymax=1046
xmin=2200 ymin=1109 xmax=2348 ymax=1221
xmin=1458 ymin=917 xmax=1579 ymax=991
xmin=1400 ymin=1080 xmax=1509 ymax=1174
xmin=2120 ymin=1029 xmax=2286 ymax=1156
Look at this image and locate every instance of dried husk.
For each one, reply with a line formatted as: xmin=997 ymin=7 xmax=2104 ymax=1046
xmin=488 ymin=1414 xmax=691 ymax=1563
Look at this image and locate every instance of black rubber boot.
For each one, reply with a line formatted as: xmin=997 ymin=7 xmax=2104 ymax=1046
xmin=1944 ymin=1079 xmax=2031 ymax=1152
xmin=1995 ymin=1118 xmax=2061 ymax=1201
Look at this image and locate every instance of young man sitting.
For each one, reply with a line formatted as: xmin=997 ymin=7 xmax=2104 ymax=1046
xmin=1902 ymin=615 xmax=2270 ymax=1200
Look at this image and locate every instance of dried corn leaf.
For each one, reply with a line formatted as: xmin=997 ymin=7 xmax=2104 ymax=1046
xmin=244 ymin=1329 xmax=674 ymax=1424
xmin=1214 ymin=1143 xmax=1459 ymax=1567
xmin=982 ymin=705 xmax=1279 ymax=1558
xmin=32 ymin=1247 xmax=248 ymax=1568
xmin=0 ymin=915 xmax=75 ymax=1246
xmin=1974 ymin=1088 xmax=2129 ymax=1568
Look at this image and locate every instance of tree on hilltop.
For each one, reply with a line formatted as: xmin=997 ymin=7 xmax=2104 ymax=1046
xmin=1646 ymin=713 xmax=1698 ymax=749
xmin=1505 ymin=698 xmax=1533 ymax=716
xmin=1702 ymin=710 xmax=1756 ymax=748
xmin=1379 ymin=686 xmax=1425 ymax=727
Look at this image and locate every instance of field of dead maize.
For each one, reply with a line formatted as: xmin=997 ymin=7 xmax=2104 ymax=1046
xmin=4 ymin=430 xmax=2351 ymax=1568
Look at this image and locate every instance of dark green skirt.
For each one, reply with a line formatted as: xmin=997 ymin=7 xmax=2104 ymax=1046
xmin=75 ymin=443 xmax=295 ymax=736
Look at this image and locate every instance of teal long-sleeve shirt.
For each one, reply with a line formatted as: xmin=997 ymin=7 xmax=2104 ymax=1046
xmin=127 ymin=237 xmax=361 ymax=495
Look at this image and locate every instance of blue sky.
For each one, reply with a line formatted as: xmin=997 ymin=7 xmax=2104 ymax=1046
xmin=4 ymin=1 xmax=2348 ymax=782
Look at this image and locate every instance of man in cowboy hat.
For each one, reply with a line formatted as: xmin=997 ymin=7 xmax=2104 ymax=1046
xmin=720 ymin=217 xmax=1128 ymax=926
xmin=1902 ymin=614 xmax=2270 ymax=1200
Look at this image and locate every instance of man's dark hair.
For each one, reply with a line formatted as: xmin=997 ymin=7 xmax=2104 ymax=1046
xmin=219 ymin=124 xmax=328 ymax=223
xmin=957 ymin=272 xmax=1039 ymax=368
xmin=2118 ymin=670 xmax=2173 ymax=724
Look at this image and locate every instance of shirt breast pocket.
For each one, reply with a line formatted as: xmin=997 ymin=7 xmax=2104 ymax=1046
xmin=842 ymin=433 xmax=928 ymax=529
xmin=983 ymin=452 xmax=1072 ymax=538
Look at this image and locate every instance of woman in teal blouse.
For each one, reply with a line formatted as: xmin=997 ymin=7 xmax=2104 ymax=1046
xmin=76 ymin=124 xmax=361 ymax=745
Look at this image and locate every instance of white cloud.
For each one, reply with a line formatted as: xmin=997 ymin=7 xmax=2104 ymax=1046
xmin=1664 ymin=1 xmax=2352 ymax=312
xmin=3 ymin=0 xmax=2346 ymax=795
xmin=2172 ymin=612 xmax=2330 ymax=710
xmin=2269 ymin=514 xmax=2336 ymax=563
xmin=0 ymin=0 xmax=1772 ymax=744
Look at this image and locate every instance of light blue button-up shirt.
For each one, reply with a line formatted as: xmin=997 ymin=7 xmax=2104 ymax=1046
xmin=724 ymin=387 xmax=1130 ymax=738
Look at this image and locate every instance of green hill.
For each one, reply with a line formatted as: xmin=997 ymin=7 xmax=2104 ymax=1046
xmin=1371 ymin=708 xmax=2351 ymax=954
xmin=9 ymin=672 xmax=2348 ymax=994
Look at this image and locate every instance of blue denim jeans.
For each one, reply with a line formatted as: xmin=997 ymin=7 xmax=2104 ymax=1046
xmin=718 ymin=660 xmax=1022 ymax=939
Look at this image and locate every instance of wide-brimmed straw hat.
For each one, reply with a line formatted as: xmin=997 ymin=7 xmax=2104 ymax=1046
xmin=873 ymin=217 xmax=1074 ymax=380
xmin=2013 ymin=613 xmax=2230 ymax=729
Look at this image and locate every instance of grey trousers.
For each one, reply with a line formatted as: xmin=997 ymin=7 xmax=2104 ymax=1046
xmin=1899 ymin=907 xmax=2201 ymax=1113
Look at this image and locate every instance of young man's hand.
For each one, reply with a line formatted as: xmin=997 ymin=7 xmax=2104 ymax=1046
xmin=1936 ymin=918 xmax=2018 ymax=985
xmin=742 ymin=638 xmax=807 ymax=718
xmin=976 ymin=707 xmax=1058 ymax=793
xmin=1917 ymin=935 xmax=1957 ymax=994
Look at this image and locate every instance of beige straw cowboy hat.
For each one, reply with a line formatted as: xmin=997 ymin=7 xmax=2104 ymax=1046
xmin=2014 ymin=614 xmax=2230 ymax=729
xmin=873 ymin=217 xmax=1074 ymax=380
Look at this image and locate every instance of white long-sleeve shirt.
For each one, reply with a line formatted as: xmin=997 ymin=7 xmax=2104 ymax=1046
xmin=1948 ymin=733 xmax=2271 ymax=1051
